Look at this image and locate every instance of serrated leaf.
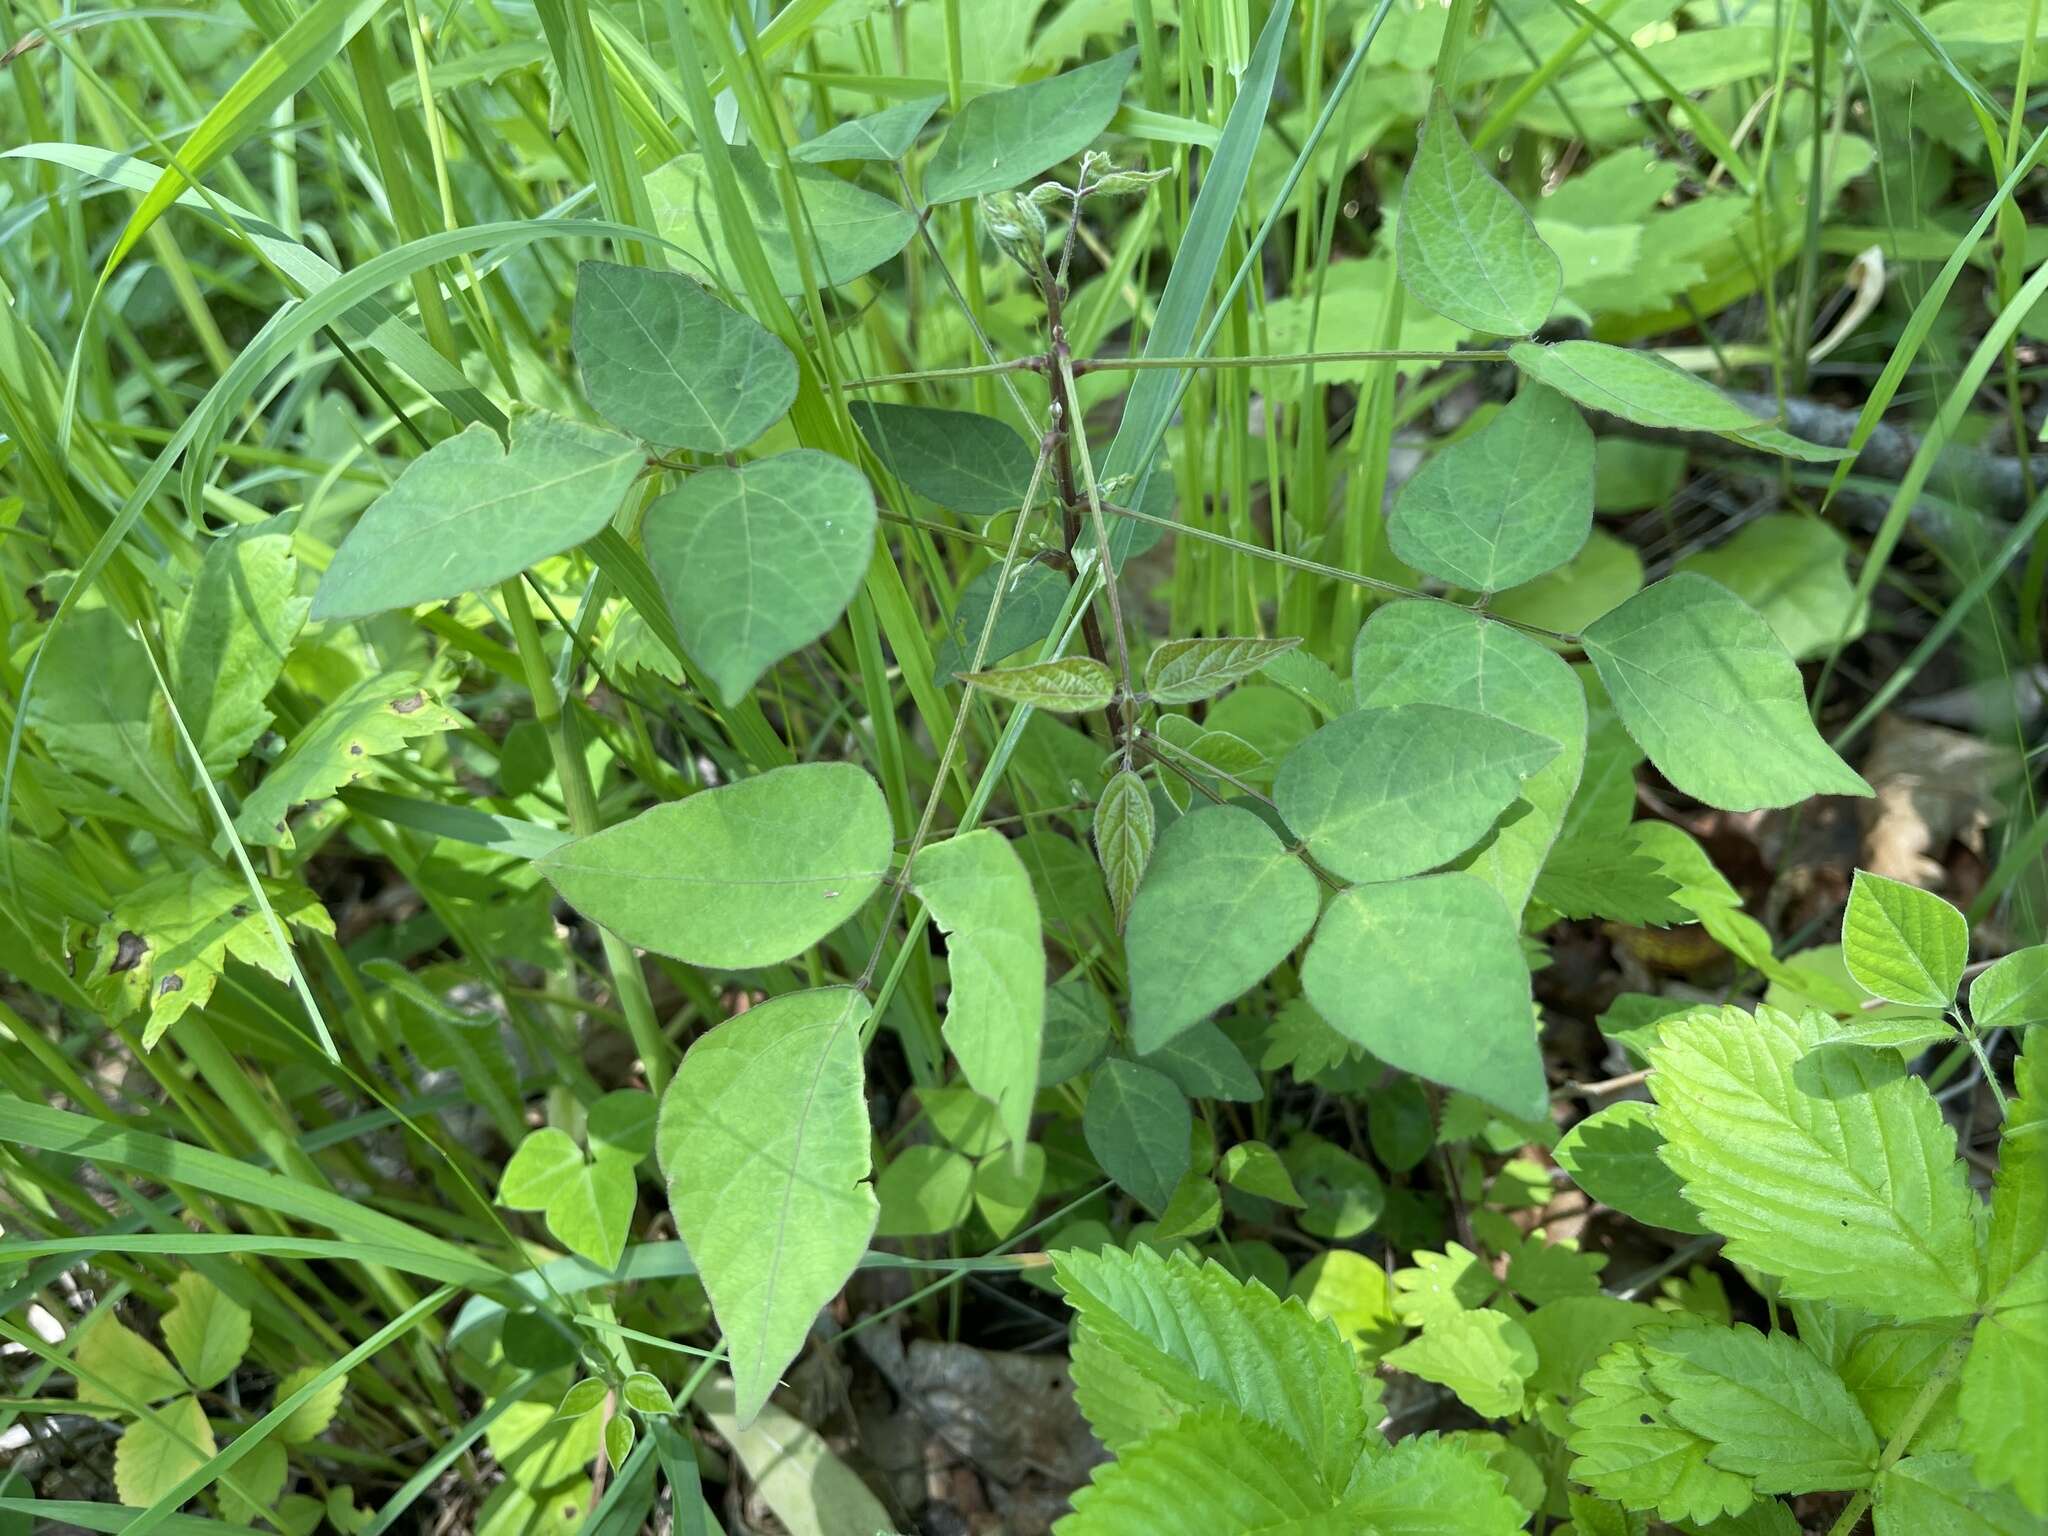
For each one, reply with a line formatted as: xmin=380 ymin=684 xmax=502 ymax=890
xmin=77 ymin=1317 xmax=187 ymax=1406
xmin=1302 ymin=873 xmax=1546 ymax=1120
xmin=168 ymin=529 xmax=308 ymax=776
xmin=1276 ymin=702 xmax=1559 ymax=885
xmin=924 ymin=50 xmax=1137 ymax=205
xmin=1648 ymin=1004 xmax=1981 ymax=1320
xmin=1396 ymin=92 xmax=1560 ymax=335
xmin=500 ymin=1128 xmax=583 ymax=1209
xmin=1083 ymin=1059 xmax=1190 ymax=1213
xmin=546 ymin=1156 xmax=636 ymax=1270
xmin=1143 ymin=636 xmax=1300 ymax=705
xmin=1971 ymin=946 xmax=2048 ymax=1030
xmin=1524 ymin=1297 xmax=1659 ymax=1403
xmin=1534 ymin=839 xmax=1689 ymax=926
xmin=1843 ymin=871 xmax=1968 ymax=1007
xmin=1392 ymin=1246 xmax=1497 ymax=1329
xmin=572 ymin=260 xmax=796 ymax=452
xmin=274 ymin=1365 xmax=347 ymax=1443
xmin=1582 ymin=574 xmax=1872 ymax=811
xmin=962 ymin=656 xmax=1115 ymax=712
xmin=656 ymin=989 xmax=877 ymax=1426
xmin=160 ymin=1272 xmax=251 ymax=1392
xmin=1675 ymin=514 xmax=1865 ymax=662
xmin=1058 ymin=1408 xmax=1347 ymax=1535
xmin=218 ymin=1435 xmax=287 ymax=1527
xmin=644 ymin=449 xmax=876 ymax=707
xmin=1125 ymin=806 xmax=1320 ymax=1053
xmin=1383 ymin=1308 xmax=1538 ymax=1418
xmin=311 ymin=410 xmax=642 ymax=621
xmin=1093 ymin=768 xmax=1154 ymax=932
xmin=932 ymin=559 xmax=1071 ymax=684
xmin=1874 ymin=1454 xmax=2040 ymax=1536
xmin=1568 ymin=1332 xmax=1755 ymax=1524
xmin=1843 ymin=1319 xmax=1966 ymax=1448
xmin=25 ymin=605 xmax=195 ymax=831
xmin=114 ymin=1396 xmax=216 ymax=1508
xmin=1555 ymin=1102 xmax=1709 ymax=1234
xmin=849 ymin=401 xmax=1038 ymax=515
xmin=791 ymin=94 xmax=945 ymax=162
xmin=1389 ymin=385 xmax=1593 ymax=592
xmin=1345 ymin=1432 xmax=1531 ymax=1535
xmin=537 ymin=762 xmax=891 ymax=969
xmin=236 ymin=670 xmax=464 ymax=847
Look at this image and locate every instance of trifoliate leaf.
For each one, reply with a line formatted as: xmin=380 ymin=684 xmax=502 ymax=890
xmin=1971 ymin=946 xmax=2048 ymax=1031
xmin=1843 ymin=870 xmax=1968 ymax=1008
xmin=160 ymin=1273 xmax=251 ymax=1393
xmin=1383 ymin=1308 xmax=1538 ymax=1419
xmin=1569 ymin=1332 xmax=1755 ymax=1525
xmin=274 ymin=1365 xmax=348 ymax=1443
xmin=77 ymin=1317 xmax=186 ymax=1406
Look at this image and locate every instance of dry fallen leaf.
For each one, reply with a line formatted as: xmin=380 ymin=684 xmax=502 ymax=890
xmin=1858 ymin=714 xmax=2020 ymax=887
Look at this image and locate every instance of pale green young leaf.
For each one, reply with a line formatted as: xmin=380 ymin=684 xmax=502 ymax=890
xmin=586 ymin=1089 xmax=657 ymax=1164
xmin=311 ymin=409 xmax=641 ymax=621
xmin=1302 ymin=873 xmax=1546 ymax=1120
xmin=1523 ymin=1297 xmax=1660 ymax=1403
xmin=622 ymin=1372 xmax=673 ymax=1416
xmin=923 ymin=50 xmax=1138 ymax=205
xmin=537 ymin=762 xmax=892 ymax=970
xmin=1153 ymin=1172 xmax=1223 ymax=1240
xmin=849 ymin=401 xmax=1038 ymax=515
xmin=1289 ymin=1251 xmax=1402 ymax=1360
xmin=546 ymin=1157 xmax=636 ymax=1271
xmin=1675 ymin=515 xmax=1865 ymax=662
xmin=1082 ymin=1059 xmax=1190 ymax=1214
xmin=1874 ymin=1454 xmax=2040 ymax=1536
xmin=1217 ymin=1141 xmax=1304 ymax=1207
xmin=1125 ymin=806 xmax=1320 ymax=1053
xmin=168 ymin=530 xmax=308 ymax=776
xmin=1582 ymin=574 xmax=1872 ymax=810
xmin=1092 ymin=767 xmax=1154 ymax=932
xmin=912 ymin=830 xmax=1045 ymax=1150
xmin=932 ymin=560 xmax=1071 ymax=684
xmin=791 ymin=94 xmax=945 ymax=162
xmin=1143 ymin=636 xmax=1301 ymax=705
xmin=1648 ymin=1004 xmax=1981 ymax=1320
xmin=1382 ymin=1308 xmax=1538 ymax=1419
xmin=235 ymin=671 xmax=465 ymax=847
xmin=273 ymin=1365 xmax=346 ymax=1443
xmin=159 ymin=1273 xmax=251 ymax=1393
xmin=499 ymin=1128 xmax=582 ymax=1210
xmin=1554 ymin=1102 xmax=1709 ymax=1235
xmin=1506 ymin=341 xmax=1818 ymax=451
xmin=1275 ymin=702 xmax=1559 ymax=885
xmin=972 ymin=1142 xmax=1045 ymax=1238
xmin=645 ymin=449 xmax=876 ymax=707
xmin=77 ymin=1318 xmax=186 ymax=1406
xmin=1840 ymin=1320 xmax=1966 ymax=1447
xmin=572 ymin=261 xmax=795 ymax=452
xmin=962 ymin=656 xmax=1115 ymax=712
xmin=555 ymin=1378 xmax=608 ymax=1420
xmin=1568 ymin=1334 xmax=1756 ymax=1525
xmin=24 ymin=606 xmax=195 ymax=831
xmin=1843 ymin=871 xmax=1968 ymax=1007
xmin=1808 ymin=1016 xmax=1960 ymax=1056
xmin=1344 ymin=1432 xmax=1530 ymax=1535
xmin=1984 ymin=1028 xmax=2046 ymax=1299
xmin=1396 ymin=92 xmax=1561 ymax=335
xmin=114 ymin=1396 xmax=216 ymax=1508
xmin=217 ymin=1435 xmax=287 ymax=1528
xmin=1388 ymin=385 xmax=1594 ymax=592
xmin=1971 ymin=947 xmax=2048 ymax=1030
xmin=1392 ymin=1245 xmax=1497 ymax=1329
xmin=656 ymin=989 xmax=878 ymax=1426
xmin=603 ymin=1413 xmax=634 ymax=1473
xmin=1058 ymin=1408 xmax=1344 ymax=1536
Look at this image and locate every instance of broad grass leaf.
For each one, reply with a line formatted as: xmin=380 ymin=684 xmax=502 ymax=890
xmin=1383 ymin=1308 xmax=1537 ymax=1418
xmin=875 ymin=1145 xmax=974 ymax=1237
xmin=114 ymin=1397 xmax=216 ymax=1508
xmin=310 ymin=409 xmax=642 ymax=621
xmin=849 ymin=401 xmax=1038 ymax=515
xmin=1092 ymin=768 xmax=1154 ymax=932
xmin=1648 ymin=1004 xmax=1982 ymax=1320
xmin=1143 ymin=636 xmax=1300 ymax=705
xmin=168 ymin=529 xmax=307 ymax=776
xmin=923 ymin=50 xmax=1138 ymax=205
xmin=1582 ymin=574 xmax=1872 ymax=811
xmin=572 ymin=260 xmax=795 ymax=452
xmin=1675 ymin=514 xmax=1865 ymax=661
xmin=160 ymin=1273 xmax=251 ymax=1393
xmin=791 ymin=95 xmax=945 ymax=162
xmin=1970 ymin=946 xmax=2048 ymax=1031
xmin=657 ymin=990 xmax=877 ymax=1426
xmin=1275 ymin=702 xmax=1559 ymax=885
xmin=1396 ymin=92 xmax=1560 ymax=335
xmin=962 ymin=656 xmax=1115 ymax=712
xmin=1056 ymin=1408 xmax=1345 ymax=1536
xmin=539 ymin=763 xmax=890 ymax=969
xmin=1082 ymin=1059 xmax=1190 ymax=1213
xmin=1124 ymin=805 xmax=1320 ymax=1053
xmin=1842 ymin=871 xmax=1968 ymax=1007
xmin=1555 ymin=1102 xmax=1708 ymax=1234
xmin=1302 ymin=873 xmax=1547 ymax=1120
xmin=912 ymin=830 xmax=1045 ymax=1151
xmin=1388 ymin=385 xmax=1593 ymax=592
xmin=644 ymin=449 xmax=877 ymax=706
xmin=932 ymin=560 xmax=1071 ymax=684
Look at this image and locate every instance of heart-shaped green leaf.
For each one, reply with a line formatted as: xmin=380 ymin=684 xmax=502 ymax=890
xmin=850 ymin=401 xmax=1039 ymax=515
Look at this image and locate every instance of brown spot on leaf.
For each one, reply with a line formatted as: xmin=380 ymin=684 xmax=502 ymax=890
xmin=111 ymin=931 xmax=148 ymax=973
xmin=391 ymin=692 xmax=426 ymax=715
xmin=349 ymin=743 xmax=365 ymax=755
xmin=157 ymin=973 xmax=185 ymax=997
xmin=232 ymin=904 xmax=249 ymax=919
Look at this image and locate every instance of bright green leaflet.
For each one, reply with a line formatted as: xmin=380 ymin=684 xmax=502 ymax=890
xmin=1570 ymin=1337 xmax=1756 ymax=1525
xmin=1058 ymin=1409 xmax=1347 ymax=1536
xmin=1674 ymin=515 xmax=1864 ymax=662
xmin=643 ymin=449 xmax=877 ymax=706
xmin=1396 ymin=91 xmax=1561 ymax=335
xmin=1582 ymin=574 xmax=1872 ymax=811
xmin=1970 ymin=947 xmax=2048 ymax=1030
xmin=1343 ymin=1434 xmax=1530 ymax=1535
xmin=1082 ymin=1059 xmax=1190 ymax=1213
xmin=1093 ymin=767 xmax=1154 ymax=932
xmin=536 ymin=762 xmax=892 ymax=969
xmin=167 ymin=530 xmax=307 ymax=776
xmin=1842 ymin=871 xmax=1968 ymax=1008
xmin=1382 ymin=1307 xmax=1538 ymax=1418
xmin=572 ymin=260 xmax=796 ymax=452
xmin=962 ymin=656 xmax=1116 ymax=712
xmin=1554 ymin=1102 xmax=1709 ymax=1235
xmin=932 ymin=560 xmax=1071 ymax=684
xmin=77 ymin=1318 xmax=185 ymax=1404
xmin=499 ymin=1128 xmax=582 ymax=1208
xmin=310 ymin=408 xmax=642 ymax=622
xmin=1648 ymin=1004 xmax=1982 ymax=1321
xmin=912 ymin=830 xmax=1045 ymax=1152
xmin=545 ymin=1160 xmax=636 ymax=1271
xmin=790 ymin=94 xmax=945 ymax=162
xmin=875 ymin=1145 xmax=974 ymax=1238
xmin=973 ymin=1143 xmax=1046 ymax=1238
xmin=849 ymin=401 xmax=1038 ymax=515
xmin=923 ymin=49 xmax=1138 ymax=205
xmin=1218 ymin=1142 xmax=1304 ymax=1206
xmin=586 ymin=1090 xmax=657 ymax=1163
xmin=1143 ymin=636 xmax=1300 ymax=705
xmin=1873 ymin=1454 xmax=2040 ymax=1536
xmin=1275 ymin=701 xmax=1560 ymax=885
xmin=1388 ymin=384 xmax=1593 ymax=592
xmin=158 ymin=1274 xmax=250 ymax=1393
xmin=1124 ymin=806 xmax=1321 ymax=1053
xmin=114 ymin=1397 xmax=215 ymax=1509
xmin=1302 ymin=872 xmax=1546 ymax=1120
xmin=656 ymin=989 xmax=877 ymax=1427
xmin=1287 ymin=1135 xmax=1386 ymax=1240
xmin=24 ymin=605 xmax=195 ymax=831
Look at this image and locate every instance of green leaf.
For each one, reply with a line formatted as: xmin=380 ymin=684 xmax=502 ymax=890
xmin=1125 ymin=806 xmax=1320 ymax=1053
xmin=537 ymin=762 xmax=892 ymax=969
xmin=1143 ymin=637 xmax=1301 ymax=705
xmin=932 ymin=559 xmax=1071 ymax=684
xmin=1302 ymin=873 xmax=1546 ymax=1120
xmin=546 ymin=1157 xmax=637 ymax=1270
xmin=1285 ymin=1134 xmax=1388 ymax=1240
xmin=849 ymin=401 xmax=1038 ymax=515
xmin=1058 ymin=1408 xmax=1346 ymax=1536
xmin=1093 ymin=767 xmax=1155 ymax=933
xmin=1153 ymin=1172 xmax=1223 ymax=1240
xmin=76 ymin=1318 xmax=187 ymax=1406
xmin=1217 ymin=1141 xmax=1303 ymax=1206
xmin=1392 ymin=1245 xmax=1497 ymax=1329
xmin=159 ymin=1273 xmax=251 ymax=1393
xmin=1396 ymin=92 xmax=1560 ymax=335
xmin=1644 ymin=1324 xmax=1878 ymax=1493
xmin=114 ymin=1397 xmax=216 ymax=1508
xmin=875 ymin=1144 xmax=973 ymax=1237
xmin=923 ymin=50 xmax=1138 ymax=205
xmin=1534 ymin=838 xmax=1690 ymax=927
xmin=273 ymin=1365 xmax=346 ymax=1443
xmin=644 ymin=449 xmax=876 ymax=707
xmin=973 ymin=1142 xmax=1046 ymax=1238
xmin=912 ymin=830 xmax=1045 ymax=1151
xmin=1523 ymin=1297 xmax=1659 ymax=1403
xmin=1569 ymin=1493 xmax=1646 ymax=1536
xmin=1971 ymin=946 xmax=2048 ymax=1030
xmin=1083 ymin=1059 xmax=1190 ymax=1213
xmin=1985 ymin=1029 xmax=2046 ymax=1300
xmin=235 ymin=670 xmax=465 ymax=847
xmin=1874 ymin=1454 xmax=2041 ymax=1536
xmin=791 ymin=94 xmax=945 ymax=162
xmin=1648 ymin=1004 xmax=1982 ymax=1321
xmin=168 ymin=530 xmax=308 ymax=776
xmin=1289 ymin=1250 xmax=1402 ymax=1360
xmin=499 ymin=1128 xmax=583 ymax=1209
xmin=310 ymin=409 xmax=642 ymax=621
xmin=1491 ymin=527 xmax=1644 ymax=634
xmin=1555 ymin=1102 xmax=1709 ymax=1234
xmin=656 ymin=989 xmax=877 ymax=1426
xmin=1675 ymin=515 xmax=1865 ymax=662
xmin=1383 ymin=1308 xmax=1538 ymax=1418
xmin=1843 ymin=871 xmax=1969 ymax=1008
xmin=555 ymin=1378 xmax=609 ymax=1420
xmin=1344 ymin=1432 xmax=1531 ymax=1535
xmin=962 ymin=656 xmax=1115 ymax=712
xmin=1388 ymin=385 xmax=1594 ymax=592
xmin=572 ymin=260 xmax=796 ymax=452
xmin=586 ymin=1089 xmax=658 ymax=1164
xmin=218 ymin=1435 xmax=288 ymax=1528
xmin=24 ymin=605 xmax=195 ymax=830
xmin=1582 ymin=574 xmax=1872 ymax=811
xmin=1276 ymin=702 xmax=1559 ymax=885
xmin=603 ymin=1412 xmax=634 ymax=1473
xmin=1143 ymin=1021 xmax=1260 ymax=1103
xmin=622 ymin=1371 xmax=674 ymax=1416
xmin=1041 ymin=980 xmax=1114 ymax=1086
xmin=1569 ymin=1332 xmax=1756 ymax=1525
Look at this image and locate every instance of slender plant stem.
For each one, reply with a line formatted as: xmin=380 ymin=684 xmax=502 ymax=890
xmin=1824 ymin=1330 xmax=1974 ymax=1536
